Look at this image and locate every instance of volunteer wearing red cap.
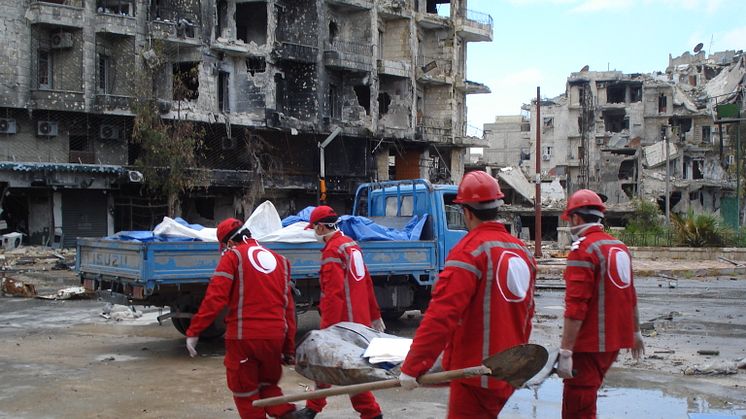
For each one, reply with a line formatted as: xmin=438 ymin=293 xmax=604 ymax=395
xmin=398 ymin=171 xmax=536 ymax=418
xmin=186 ymin=218 xmax=297 ymax=419
xmin=295 ymin=205 xmax=384 ymax=419
xmin=557 ymin=189 xmax=644 ymax=419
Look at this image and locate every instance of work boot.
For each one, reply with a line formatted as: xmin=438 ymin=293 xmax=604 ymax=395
xmin=371 ymin=416 xmax=383 ymax=419
xmin=293 ymin=407 xmax=318 ymax=419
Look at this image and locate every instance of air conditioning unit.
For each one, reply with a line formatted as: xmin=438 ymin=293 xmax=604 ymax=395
xmin=542 ymin=154 xmax=551 ymax=161
xmin=222 ymin=137 xmax=236 ymax=150
xmin=99 ymin=124 xmax=120 ymax=140
xmin=37 ymin=121 xmax=58 ymax=137
xmin=51 ymin=32 xmax=74 ymax=49
xmin=0 ymin=118 xmax=17 ymax=134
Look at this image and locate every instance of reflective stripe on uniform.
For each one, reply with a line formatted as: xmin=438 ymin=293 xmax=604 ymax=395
xmin=321 ymin=257 xmax=344 ymax=267
xmin=566 ymin=260 xmax=594 ymax=269
xmin=231 ymin=248 xmax=244 ymax=340
xmin=233 ymin=389 xmax=259 ymax=398
xmin=444 ymin=260 xmax=482 ymax=278
xmin=336 ymin=247 xmax=355 ymax=322
xmin=590 ymin=245 xmax=607 ymax=352
xmin=213 ymin=271 xmax=234 ymax=280
xmin=283 ymin=256 xmax=290 ymax=335
xmin=481 ymin=251 xmax=494 ymax=389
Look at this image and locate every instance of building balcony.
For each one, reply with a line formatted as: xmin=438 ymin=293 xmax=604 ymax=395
xmin=31 ymin=89 xmax=85 ymax=112
xmin=377 ymin=59 xmax=411 ymax=78
xmin=324 ymin=40 xmax=373 ymax=72
xmin=454 ymin=136 xmax=488 ymax=147
xmin=416 ymin=56 xmax=453 ymax=85
xmin=415 ymin=12 xmax=450 ymax=30
xmin=69 ymin=151 xmax=96 ymax=165
xmin=149 ymin=19 xmax=202 ymax=47
xmin=211 ymin=38 xmax=251 ymax=57
xmin=94 ymin=94 xmax=134 ymax=114
xmin=378 ymin=0 xmax=413 ymax=20
xmin=417 ymin=116 xmax=452 ymax=143
xmin=94 ymin=13 xmax=137 ymax=36
xmin=456 ymin=80 xmax=491 ymax=95
xmin=326 ymin=0 xmax=373 ymax=10
xmin=455 ymin=9 xmax=493 ymax=42
xmin=273 ymin=41 xmax=319 ymax=63
xmin=27 ymin=1 xmax=85 ymax=29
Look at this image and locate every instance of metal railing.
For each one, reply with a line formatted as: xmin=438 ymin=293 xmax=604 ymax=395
xmin=614 ymin=230 xmax=746 ymax=248
xmin=464 ymin=9 xmax=493 ymax=27
xmin=150 ymin=5 xmax=199 ymax=24
xmin=327 ymin=39 xmax=372 ymax=56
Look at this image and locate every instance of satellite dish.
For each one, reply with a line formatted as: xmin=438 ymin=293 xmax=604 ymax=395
xmin=694 ymin=43 xmax=704 ymax=53
xmin=580 ymin=65 xmax=589 ymax=72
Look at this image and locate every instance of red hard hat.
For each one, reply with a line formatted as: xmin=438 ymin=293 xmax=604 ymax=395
xmin=305 ymin=205 xmax=339 ymax=229
xmin=453 ymin=171 xmax=504 ymax=207
xmin=562 ymin=189 xmax=606 ymax=221
xmin=217 ymin=218 xmax=243 ymax=247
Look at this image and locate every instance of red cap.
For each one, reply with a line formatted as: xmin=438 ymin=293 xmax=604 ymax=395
xmin=217 ymin=218 xmax=243 ymax=248
xmin=305 ymin=205 xmax=339 ymax=229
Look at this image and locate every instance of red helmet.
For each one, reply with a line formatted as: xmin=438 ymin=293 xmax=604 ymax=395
xmin=562 ymin=189 xmax=606 ymax=221
xmin=453 ymin=171 xmax=504 ymax=208
xmin=217 ymin=218 xmax=243 ymax=247
xmin=305 ymin=205 xmax=339 ymax=229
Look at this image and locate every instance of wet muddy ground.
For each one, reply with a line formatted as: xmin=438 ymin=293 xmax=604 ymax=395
xmin=1 ymin=267 xmax=745 ymax=418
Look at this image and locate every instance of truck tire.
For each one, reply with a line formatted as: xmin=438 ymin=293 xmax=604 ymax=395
xmin=171 ymin=317 xmax=226 ymax=340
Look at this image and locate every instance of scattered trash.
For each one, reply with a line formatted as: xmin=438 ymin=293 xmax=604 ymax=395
xmin=697 ymin=349 xmax=720 ymax=356
xmin=683 ymin=362 xmax=737 ymax=376
xmin=717 ymin=256 xmax=745 ymax=267
xmin=100 ymin=303 xmax=142 ymax=321
xmin=1 ymin=277 xmax=37 ymax=298
xmin=37 ymin=286 xmax=89 ymax=300
xmin=737 ymin=358 xmax=746 ymax=369
xmin=648 ymin=355 xmax=665 ymax=360
xmin=654 ymin=350 xmax=675 ymax=354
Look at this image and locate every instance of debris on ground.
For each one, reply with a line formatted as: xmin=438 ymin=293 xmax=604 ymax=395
xmin=100 ymin=303 xmax=142 ymax=321
xmin=697 ymin=349 xmax=720 ymax=356
xmin=683 ymin=362 xmax=738 ymax=376
xmin=37 ymin=286 xmax=89 ymax=300
xmin=1 ymin=277 xmax=37 ymax=297
xmin=737 ymin=358 xmax=746 ymax=369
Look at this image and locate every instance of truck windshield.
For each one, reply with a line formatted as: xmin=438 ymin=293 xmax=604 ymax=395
xmin=443 ymin=194 xmax=466 ymax=230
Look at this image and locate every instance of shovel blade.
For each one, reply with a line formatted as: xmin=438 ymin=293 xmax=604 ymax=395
xmin=482 ymin=343 xmax=549 ymax=388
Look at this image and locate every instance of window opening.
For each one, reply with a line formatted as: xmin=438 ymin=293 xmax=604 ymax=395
xmin=354 ymin=85 xmax=371 ymax=115
xmin=172 ymin=62 xmax=199 ymax=101
xmin=377 ymin=92 xmax=391 ymax=116
xmin=98 ymin=54 xmax=110 ymax=94
xmin=236 ymin=3 xmax=267 ymax=45
xmin=218 ymin=71 xmax=230 ymax=112
xmin=329 ymin=84 xmax=340 ymax=119
xmin=246 ymin=57 xmax=266 ymax=76
xmin=658 ymin=94 xmax=667 ymax=113
xmin=607 ymin=84 xmax=625 ymax=104
xmin=38 ymin=50 xmax=51 ymax=89
xmin=97 ymin=0 xmax=133 ymax=16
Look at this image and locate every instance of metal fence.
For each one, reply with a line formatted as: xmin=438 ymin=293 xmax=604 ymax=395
xmin=464 ymin=9 xmax=493 ymax=27
xmin=328 ymin=39 xmax=372 ymax=56
xmin=614 ymin=230 xmax=746 ymax=248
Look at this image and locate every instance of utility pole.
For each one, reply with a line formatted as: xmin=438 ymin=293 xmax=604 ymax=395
xmin=664 ymin=125 xmax=670 ymax=224
xmin=534 ymin=87 xmax=542 ymax=258
xmin=318 ymin=127 xmax=342 ymax=205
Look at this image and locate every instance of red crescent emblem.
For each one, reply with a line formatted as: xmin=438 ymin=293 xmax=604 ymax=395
xmin=349 ymin=249 xmax=366 ymax=281
xmin=606 ymin=247 xmax=631 ymax=289
xmin=247 ymin=246 xmax=277 ymax=274
xmin=495 ymin=251 xmax=531 ymax=302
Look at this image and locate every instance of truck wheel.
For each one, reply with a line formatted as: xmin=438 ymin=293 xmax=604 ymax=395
xmin=171 ymin=317 xmax=225 ymax=340
xmin=381 ymin=310 xmax=405 ymax=321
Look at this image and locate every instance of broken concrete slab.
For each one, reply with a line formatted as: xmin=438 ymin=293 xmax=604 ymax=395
xmin=37 ymin=286 xmax=89 ymax=301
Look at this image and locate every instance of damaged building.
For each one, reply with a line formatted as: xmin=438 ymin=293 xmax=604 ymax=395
xmin=473 ymin=50 xmax=745 ymax=236
xmin=0 ymin=0 xmax=492 ymax=246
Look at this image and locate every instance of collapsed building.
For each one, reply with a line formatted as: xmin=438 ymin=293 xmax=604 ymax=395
xmin=0 ymin=0 xmax=492 ymax=246
xmin=473 ymin=50 xmax=745 ymax=238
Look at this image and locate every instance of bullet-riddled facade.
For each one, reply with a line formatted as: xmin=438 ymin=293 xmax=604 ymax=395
xmin=0 ymin=0 xmax=491 ymax=246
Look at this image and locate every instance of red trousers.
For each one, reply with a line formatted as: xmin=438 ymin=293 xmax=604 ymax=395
xmin=562 ymin=351 xmax=619 ymax=419
xmin=224 ymin=339 xmax=295 ymax=419
xmin=306 ymin=382 xmax=381 ymax=418
xmin=447 ymin=380 xmax=514 ymax=419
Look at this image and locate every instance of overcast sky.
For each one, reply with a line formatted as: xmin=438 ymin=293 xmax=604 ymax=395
xmin=463 ymin=0 xmax=746 ymax=132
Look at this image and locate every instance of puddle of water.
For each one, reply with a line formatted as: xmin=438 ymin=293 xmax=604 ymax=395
xmin=501 ymin=378 xmax=746 ymax=419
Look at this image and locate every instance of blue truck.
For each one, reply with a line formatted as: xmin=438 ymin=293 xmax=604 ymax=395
xmin=77 ymin=179 xmax=467 ymax=337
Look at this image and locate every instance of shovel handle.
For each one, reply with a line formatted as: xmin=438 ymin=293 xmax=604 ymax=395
xmin=252 ymin=365 xmax=490 ymax=407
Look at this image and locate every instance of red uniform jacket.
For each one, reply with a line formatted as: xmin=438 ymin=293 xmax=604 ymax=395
xmin=401 ymin=222 xmax=536 ymax=389
xmin=318 ymin=231 xmax=381 ymax=329
xmin=564 ymin=225 xmax=636 ymax=352
xmin=187 ymin=239 xmax=296 ymax=355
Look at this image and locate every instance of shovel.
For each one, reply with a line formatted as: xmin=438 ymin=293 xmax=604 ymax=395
xmin=253 ymin=343 xmax=548 ymax=408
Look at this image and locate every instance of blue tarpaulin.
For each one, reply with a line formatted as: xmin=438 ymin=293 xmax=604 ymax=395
xmin=282 ymin=207 xmax=427 ymax=241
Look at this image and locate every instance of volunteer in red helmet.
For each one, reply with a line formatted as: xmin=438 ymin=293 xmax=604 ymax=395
xmin=295 ymin=205 xmax=384 ymax=419
xmin=557 ymin=189 xmax=644 ymax=419
xmin=398 ymin=171 xmax=537 ymax=418
xmin=186 ymin=218 xmax=297 ymax=419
